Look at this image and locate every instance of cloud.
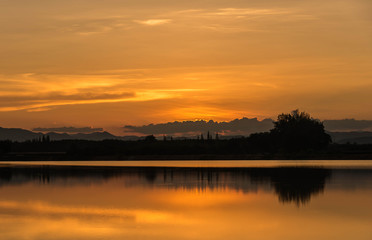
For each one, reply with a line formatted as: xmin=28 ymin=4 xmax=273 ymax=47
xmin=0 ymin=91 xmax=136 ymax=112
xmin=0 ymin=84 xmax=201 ymax=112
xmin=125 ymin=118 xmax=372 ymax=136
xmin=26 ymin=107 xmax=54 ymax=112
xmin=134 ymin=19 xmax=172 ymax=26
xmin=56 ymin=17 xmax=133 ymax=36
xmin=0 ymin=70 xmax=208 ymax=114
xmin=198 ymin=24 xmax=259 ymax=33
xmin=0 ymin=91 xmax=135 ymax=102
xmin=164 ymin=7 xmax=310 ymax=33
xmin=170 ymin=7 xmax=294 ymax=20
xmin=213 ymin=8 xmax=291 ymax=16
xmin=124 ymin=118 xmax=274 ymax=136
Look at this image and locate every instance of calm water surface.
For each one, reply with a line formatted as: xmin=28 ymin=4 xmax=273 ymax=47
xmin=0 ymin=160 xmax=371 ymax=240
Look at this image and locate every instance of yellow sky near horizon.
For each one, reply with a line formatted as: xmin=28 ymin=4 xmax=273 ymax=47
xmin=0 ymin=0 xmax=372 ymax=132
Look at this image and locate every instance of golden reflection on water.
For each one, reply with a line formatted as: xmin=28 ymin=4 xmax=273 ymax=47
xmin=0 ymin=165 xmax=371 ymax=240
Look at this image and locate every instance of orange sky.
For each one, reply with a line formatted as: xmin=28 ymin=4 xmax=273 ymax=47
xmin=0 ymin=0 xmax=371 ymax=133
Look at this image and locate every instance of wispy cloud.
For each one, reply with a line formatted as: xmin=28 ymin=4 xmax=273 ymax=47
xmin=164 ymin=7 xmax=309 ymax=33
xmin=198 ymin=24 xmax=261 ymax=33
xmin=134 ymin=19 xmax=172 ymax=26
xmin=0 ymin=82 xmax=203 ymax=112
xmin=0 ymin=91 xmax=135 ymax=102
xmin=213 ymin=8 xmax=291 ymax=16
xmin=169 ymin=7 xmax=295 ymax=19
xmin=0 ymin=91 xmax=135 ymax=112
xmin=56 ymin=17 xmax=131 ymax=36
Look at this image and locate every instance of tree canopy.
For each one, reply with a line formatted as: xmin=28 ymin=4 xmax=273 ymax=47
xmin=270 ymin=110 xmax=331 ymax=152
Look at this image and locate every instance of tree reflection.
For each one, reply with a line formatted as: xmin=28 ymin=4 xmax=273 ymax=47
xmin=0 ymin=165 xmax=332 ymax=205
xmin=270 ymin=168 xmax=330 ymax=205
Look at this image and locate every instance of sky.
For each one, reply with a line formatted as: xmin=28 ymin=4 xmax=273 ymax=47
xmin=0 ymin=0 xmax=371 ymax=134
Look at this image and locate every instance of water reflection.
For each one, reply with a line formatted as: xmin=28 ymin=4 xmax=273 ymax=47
xmin=0 ymin=165 xmax=352 ymax=205
xmin=0 ymin=164 xmax=372 ymax=240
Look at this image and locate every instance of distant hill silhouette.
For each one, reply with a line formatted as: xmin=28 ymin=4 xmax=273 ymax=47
xmin=33 ymin=126 xmax=103 ymax=133
xmin=324 ymin=119 xmax=372 ymax=132
xmin=0 ymin=127 xmax=43 ymax=142
xmin=0 ymin=127 xmax=140 ymax=141
xmin=328 ymin=131 xmax=372 ymax=144
xmin=46 ymin=131 xmax=119 ymax=141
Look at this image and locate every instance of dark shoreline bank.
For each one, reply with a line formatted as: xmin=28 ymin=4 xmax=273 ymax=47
xmin=3 ymin=138 xmax=372 ymax=161
xmin=2 ymin=153 xmax=372 ymax=161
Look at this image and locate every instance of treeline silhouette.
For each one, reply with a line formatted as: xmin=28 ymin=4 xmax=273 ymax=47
xmin=2 ymin=110 xmax=372 ymax=160
xmin=2 ymin=134 xmax=372 ymax=160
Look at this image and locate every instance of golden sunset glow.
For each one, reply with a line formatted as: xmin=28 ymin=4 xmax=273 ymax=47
xmin=1 ymin=0 xmax=372 ymax=131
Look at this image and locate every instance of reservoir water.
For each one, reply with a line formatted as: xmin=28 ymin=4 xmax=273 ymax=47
xmin=0 ymin=160 xmax=371 ymax=240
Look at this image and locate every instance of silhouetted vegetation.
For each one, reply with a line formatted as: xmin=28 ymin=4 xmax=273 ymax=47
xmin=2 ymin=137 xmax=372 ymax=161
xmin=2 ymin=111 xmax=372 ymax=160
xmin=270 ymin=110 xmax=331 ymax=152
xmin=0 ymin=141 xmax=12 ymax=155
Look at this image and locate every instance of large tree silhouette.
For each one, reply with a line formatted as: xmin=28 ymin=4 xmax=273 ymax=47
xmin=271 ymin=110 xmax=331 ymax=152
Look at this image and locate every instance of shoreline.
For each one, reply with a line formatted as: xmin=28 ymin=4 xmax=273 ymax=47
xmin=2 ymin=159 xmax=372 ymax=169
xmin=2 ymin=153 xmax=372 ymax=161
